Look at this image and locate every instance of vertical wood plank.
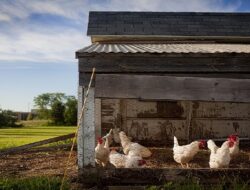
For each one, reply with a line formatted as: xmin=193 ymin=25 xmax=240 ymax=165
xmin=186 ymin=101 xmax=193 ymax=142
xmin=120 ymin=99 xmax=127 ymax=132
xmin=95 ymin=98 xmax=102 ymax=143
xmin=83 ymin=87 xmax=95 ymax=166
xmin=77 ymin=86 xmax=84 ymax=168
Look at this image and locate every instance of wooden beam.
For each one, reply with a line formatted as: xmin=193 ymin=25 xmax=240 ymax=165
xmin=78 ymin=55 xmax=250 ymax=73
xmin=95 ymin=74 xmax=250 ymax=103
xmin=79 ymin=168 xmax=250 ymax=186
xmin=90 ymin=35 xmax=250 ymax=44
xmin=0 ymin=133 xmax=74 ymax=156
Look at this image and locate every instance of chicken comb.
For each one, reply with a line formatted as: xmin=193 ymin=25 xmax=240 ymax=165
xmin=97 ymin=137 xmax=103 ymax=143
xmin=228 ymin=134 xmax=238 ymax=142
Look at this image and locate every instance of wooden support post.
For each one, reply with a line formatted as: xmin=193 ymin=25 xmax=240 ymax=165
xmin=186 ymin=101 xmax=193 ymax=143
xmin=95 ymin=98 xmax=102 ymax=143
xmin=120 ymin=99 xmax=127 ymax=132
xmin=77 ymin=86 xmax=84 ymax=168
xmin=83 ymin=87 xmax=95 ymax=166
xmin=78 ymin=86 xmax=96 ymax=168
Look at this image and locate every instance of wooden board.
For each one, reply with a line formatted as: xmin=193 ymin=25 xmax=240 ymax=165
xmin=126 ymin=119 xmax=186 ymax=142
xmin=192 ymin=101 xmax=250 ymax=118
xmin=125 ymin=99 xmax=186 ymax=118
xmin=78 ymin=55 xmax=250 ymax=73
xmin=95 ymin=74 xmax=250 ymax=103
xmin=0 ymin=133 xmax=74 ymax=156
xmin=79 ymin=168 xmax=250 ymax=186
xmin=190 ymin=119 xmax=250 ymax=140
xmin=100 ymin=99 xmax=250 ymax=143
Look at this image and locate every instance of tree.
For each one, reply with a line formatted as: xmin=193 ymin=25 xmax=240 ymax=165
xmin=64 ymin=96 xmax=77 ymax=126
xmin=33 ymin=92 xmax=77 ymax=126
xmin=0 ymin=109 xmax=21 ymax=128
xmin=34 ymin=93 xmax=66 ymax=119
xmin=50 ymin=101 xmax=65 ymax=125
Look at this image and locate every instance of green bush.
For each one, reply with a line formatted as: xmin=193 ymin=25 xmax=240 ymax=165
xmin=0 ymin=109 xmax=22 ymax=128
xmin=0 ymin=176 xmax=70 ymax=190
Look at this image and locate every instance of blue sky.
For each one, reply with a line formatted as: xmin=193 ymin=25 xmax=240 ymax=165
xmin=0 ymin=0 xmax=249 ymax=111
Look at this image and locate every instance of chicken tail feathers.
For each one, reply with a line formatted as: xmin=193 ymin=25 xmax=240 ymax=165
xmin=207 ymin=140 xmax=218 ymax=154
xmin=108 ymin=129 xmax=113 ymax=135
xmin=173 ymin=136 xmax=179 ymax=147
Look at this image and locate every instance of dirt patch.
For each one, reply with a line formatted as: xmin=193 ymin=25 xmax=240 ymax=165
xmin=0 ymin=146 xmax=249 ymax=189
xmin=144 ymin=147 xmax=250 ymax=169
xmin=0 ymin=148 xmax=77 ymax=178
xmin=1 ymin=147 xmax=250 ymax=179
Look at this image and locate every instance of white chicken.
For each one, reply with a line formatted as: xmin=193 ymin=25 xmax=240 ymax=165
xmin=109 ymin=149 xmax=146 ymax=168
xmin=173 ymin=136 xmax=206 ymax=168
xmin=227 ymin=134 xmax=240 ymax=158
xmin=95 ymin=137 xmax=110 ymax=167
xmin=119 ymin=131 xmax=152 ymax=158
xmin=207 ymin=139 xmax=234 ymax=168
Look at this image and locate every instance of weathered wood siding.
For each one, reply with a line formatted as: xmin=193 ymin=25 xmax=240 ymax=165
xmin=101 ymin=99 xmax=250 ymax=144
xmin=95 ymin=74 xmax=250 ymax=103
xmin=78 ymin=54 xmax=250 ymax=73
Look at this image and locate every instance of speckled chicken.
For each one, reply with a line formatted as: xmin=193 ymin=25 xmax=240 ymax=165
xmin=119 ymin=131 xmax=152 ymax=158
xmin=173 ymin=136 xmax=206 ymax=168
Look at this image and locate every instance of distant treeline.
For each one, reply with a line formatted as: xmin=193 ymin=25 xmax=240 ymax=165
xmin=0 ymin=93 xmax=77 ymax=128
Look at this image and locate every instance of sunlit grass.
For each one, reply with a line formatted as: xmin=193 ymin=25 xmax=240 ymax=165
xmin=0 ymin=120 xmax=76 ymax=150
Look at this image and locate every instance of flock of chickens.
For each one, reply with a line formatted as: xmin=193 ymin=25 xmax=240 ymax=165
xmin=95 ymin=129 xmax=239 ymax=169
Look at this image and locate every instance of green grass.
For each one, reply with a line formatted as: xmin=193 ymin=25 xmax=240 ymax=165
xmin=0 ymin=176 xmax=70 ymax=190
xmin=0 ymin=120 xmax=76 ymax=150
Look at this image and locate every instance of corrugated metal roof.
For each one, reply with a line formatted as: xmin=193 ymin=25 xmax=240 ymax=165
xmin=77 ymin=43 xmax=250 ymax=54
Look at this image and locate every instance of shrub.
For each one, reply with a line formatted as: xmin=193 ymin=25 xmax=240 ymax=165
xmin=0 ymin=109 xmax=22 ymax=128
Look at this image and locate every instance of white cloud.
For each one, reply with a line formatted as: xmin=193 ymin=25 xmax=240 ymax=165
xmin=0 ymin=13 xmax=11 ymax=22
xmin=0 ymin=0 xmax=242 ymax=22
xmin=0 ymin=28 xmax=90 ymax=63
xmin=0 ymin=0 xmax=243 ymax=64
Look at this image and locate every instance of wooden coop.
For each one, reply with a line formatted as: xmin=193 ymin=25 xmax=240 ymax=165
xmin=76 ymin=12 xmax=250 ymax=186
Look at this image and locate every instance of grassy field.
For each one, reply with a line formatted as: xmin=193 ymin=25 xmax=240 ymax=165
xmin=0 ymin=120 xmax=76 ymax=150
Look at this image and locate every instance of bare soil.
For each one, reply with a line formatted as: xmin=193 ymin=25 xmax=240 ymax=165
xmin=145 ymin=147 xmax=250 ymax=169
xmin=0 ymin=148 xmax=77 ymax=179
xmin=0 ymin=146 xmax=249 ymax=189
